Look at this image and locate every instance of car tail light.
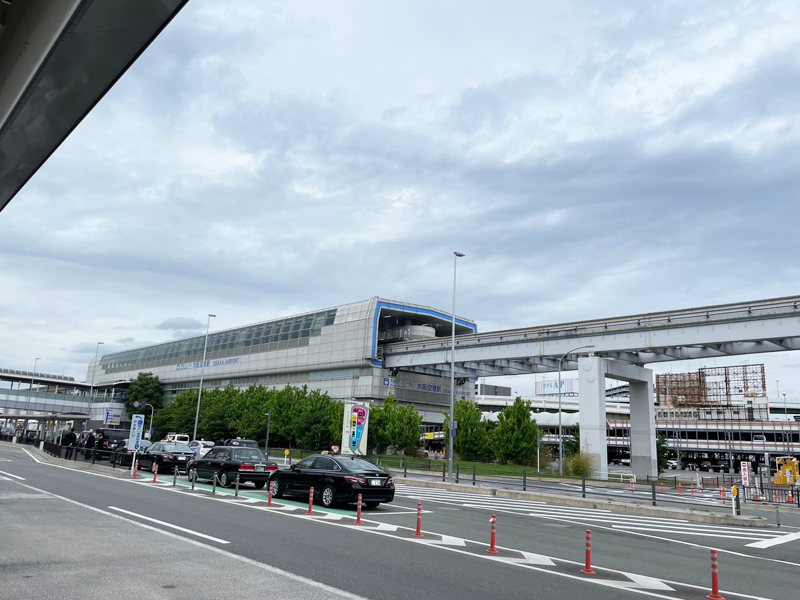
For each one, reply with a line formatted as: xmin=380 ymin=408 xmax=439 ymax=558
xmin=267 ymin=465 xmax=277 ymax=471
xmin=239 ymin=464 xmax=255 ymax=471
xmin=161 ymin=454 xmax=174 ymax=459
xmin=344 ymin=476 xmax=366 ymax=485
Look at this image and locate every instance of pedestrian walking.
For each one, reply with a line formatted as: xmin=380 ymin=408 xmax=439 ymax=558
xmin=84 ymin=430 xmax=96 ymax=460
xmin=63 ymin=428 xmax=77 ymax=459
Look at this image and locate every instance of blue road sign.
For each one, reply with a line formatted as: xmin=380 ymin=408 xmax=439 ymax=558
xmin=128 ymin=414 xmax=145 ymax=451
xmin=450 ymin=428 xmax=456 ymax=438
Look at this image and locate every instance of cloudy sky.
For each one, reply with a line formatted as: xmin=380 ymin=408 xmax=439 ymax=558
xmin=1 ymin=0 xmax=799 ymax=401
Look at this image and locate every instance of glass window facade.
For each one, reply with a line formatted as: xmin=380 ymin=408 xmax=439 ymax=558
xmin=100 ymin=309 xmax=337 ymax=374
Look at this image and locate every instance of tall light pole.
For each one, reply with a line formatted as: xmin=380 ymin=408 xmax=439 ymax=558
xmin=558 ymin=345 xmax=595 ymax=476
xmin=89 ymin=342 xmax=104 ymax=403
xmin=448 ymin=251 xmax=465 ymax=483
xmin=192 ymin=314 xmax=216 ymax=442
xmin=265 ymin=412 xmax=272 ymax=458
xmin=776 ymin=380 xmax=780 ymax=417
xmin=23 ymin=357 xmax=41 ymax=434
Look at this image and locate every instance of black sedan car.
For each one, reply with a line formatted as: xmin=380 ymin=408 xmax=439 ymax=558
xmin=187 ymin=446 xmax=278 ymax=488
xmin=137 ymin=442 xmax=196 ymax=473
xmin=268 ymin=455 xmax=394 ymax=509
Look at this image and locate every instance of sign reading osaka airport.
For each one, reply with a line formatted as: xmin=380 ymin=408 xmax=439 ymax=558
xmin=176 ymin=357 xmax=240 ymax=371
xmin=383 ymin=377 xmax=471 ymax=399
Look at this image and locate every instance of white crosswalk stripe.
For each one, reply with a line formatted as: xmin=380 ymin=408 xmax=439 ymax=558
xmin=394 ymin=484 xmax=781 ymax=543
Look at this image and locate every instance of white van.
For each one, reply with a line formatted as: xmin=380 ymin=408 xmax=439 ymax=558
xmin=752 ymin=434 xmax=766 ymax=443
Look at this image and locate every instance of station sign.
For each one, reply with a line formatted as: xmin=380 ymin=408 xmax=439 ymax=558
xmin=341 ymin=400 xmax=370 ymax=456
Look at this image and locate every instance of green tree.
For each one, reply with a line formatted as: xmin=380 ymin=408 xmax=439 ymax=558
xmin=384 ymin=397 xmax=423 ymax=454
xmin=366 ymin=401 xmax=390 ymax=455
xmin=292 ymin=388 xmax=339 ymax=450
xmin=492 ymin=398 xmax=539 ymax=464
xmin=656 ymin=434 xmax=670 ymax=474
xmin=563 ymin=424 xmax=581 ymax=457
xmin=125 ymin=372 xmax=164 ymax=419
xmin=445 ymin=399 xmax=491 ymax=462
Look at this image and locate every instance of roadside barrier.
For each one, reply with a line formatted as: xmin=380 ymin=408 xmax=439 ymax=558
xmin=235 ymin=474 xmax=240 ymax=498
xmin=266 ymin=489 xmax=273 ymax=506
xmin=191 ymin=470 xmax=196 ymax=491
xmin=354 ymin=494 xmax=364 ymax=525
xmin=486 ymin=515 xmax=499 ymax=554
xmin=580 ymin=530 xmax=596 ymax=575
xmin=630 ymin=477 xmax=635 ymax=493
xmin=212 ymin=473 xmax=218 ymax=495
xmin=706 ymin=549 xmax=724 ymax=600
xmin=172 ymin=469 xmax=178 ymax=487
xmin=151 ymin=464 xmax=158 ymax=484
xmin=306 ymin=487 xmax=315 ymax=515
xmin=413 ymin=502 xmax=424 ymax=538
xmin=133 ymin=460 xmax=139 ymax=480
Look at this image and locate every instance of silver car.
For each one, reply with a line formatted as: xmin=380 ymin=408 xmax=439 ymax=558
xmin=187 ymin=440 xmax=215 ymax=458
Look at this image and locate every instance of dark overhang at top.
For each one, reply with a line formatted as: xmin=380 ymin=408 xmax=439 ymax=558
xmin=0 ymin=0 xmax=189 ymax=213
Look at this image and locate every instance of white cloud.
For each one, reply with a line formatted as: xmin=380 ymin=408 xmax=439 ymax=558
xmin=1 ymin=0 xmax=800 ymax=398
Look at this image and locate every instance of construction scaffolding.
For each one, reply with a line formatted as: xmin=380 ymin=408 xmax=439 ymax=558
xmin=656 ymin=364 xmax=767 ymax=407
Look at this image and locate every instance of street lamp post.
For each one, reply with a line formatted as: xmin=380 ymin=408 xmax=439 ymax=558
xmin=192 ymin=314 xmax=216 ymax=442
xmin=23 ymin=357 xmax=41 ymax=435
xmin=265 ymin=412 xmax=272 ymax=459
xmin=448 ymin=251 xmax=465 ymax=483
xmin=89 ymin=342 xmax=104 ymax=403
xmin=558 ymin=345 xmax=595 ymax=476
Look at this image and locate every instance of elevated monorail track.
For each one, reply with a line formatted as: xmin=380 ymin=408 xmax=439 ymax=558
xmin=383 ymin=295 xmax=800 ymax=378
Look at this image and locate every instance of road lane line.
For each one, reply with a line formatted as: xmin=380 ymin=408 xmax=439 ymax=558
xmin=20 ymin=457 xmax=800 ymax=573
xmin=746 ymin=530 xmax=800 ymax=548
xmin=0 ymin=470 xmax=25 ymax=480
xmin=4 ymin=480 xmax=367 ymax=600
xmin=21 ymin=448 xmax=42 ymax=463
xmin=107 ymin=506 xmax=231 ymax=544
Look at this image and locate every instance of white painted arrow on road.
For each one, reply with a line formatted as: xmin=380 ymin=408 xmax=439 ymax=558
xmin=595 ymin=574 xmax=674 ymax=592
xmin=417 ymin=535 xmax=467 ymax=547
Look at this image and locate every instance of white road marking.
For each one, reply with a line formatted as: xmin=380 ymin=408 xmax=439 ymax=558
xmin=6 ymin=481 xmax=367 ymax=600
xmin=107 ymin=506 xmax=231 ymax=544
xmin=415 ymin=534 xmax=467 ymax=547
xmin=746 ymin=530 xmax=800 ymax=548
xmin=21 ymin=448 xmax=42 ymax=463
xmin=0 ymin=470 xmax=25 ymax=480
xmin=397 ymin=485 xmax=778 ymax=542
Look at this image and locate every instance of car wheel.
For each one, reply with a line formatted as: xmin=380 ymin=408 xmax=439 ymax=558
xmin=220 ymin=471 xmax=233 ymax=488
xmin=150 ymin=461 xmax=157 ymax=473
xmin=320 ymin=485 xmax=336 ymax=508
xmin=365 ymin=501 xmax=380 ymax=509
xmin=269 ymin=478 xmax=283 ymax=498
xmin=253 ymin=481 xmax=265 ymax=489
xmin=188 ymin=468 xmax=197 ymax=482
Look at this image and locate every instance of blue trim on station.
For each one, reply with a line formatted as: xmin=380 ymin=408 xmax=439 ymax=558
xmin=370 ymin=301 xmax=478 ymax=364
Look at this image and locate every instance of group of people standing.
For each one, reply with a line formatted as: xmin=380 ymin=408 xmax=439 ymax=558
xmin=59 ymin=428 xmax=103 ymax=460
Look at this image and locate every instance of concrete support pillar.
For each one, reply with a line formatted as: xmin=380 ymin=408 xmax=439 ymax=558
xmin=629 ymin=379 xmax=657 ymax=479
xmin=578 ymin=356 xmax=608 ymax=479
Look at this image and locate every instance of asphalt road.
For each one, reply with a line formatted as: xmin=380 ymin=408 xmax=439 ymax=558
xmin=1 ymin=442 xmax=799 ymax=600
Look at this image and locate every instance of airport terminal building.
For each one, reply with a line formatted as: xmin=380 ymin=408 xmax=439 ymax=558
xmin=88 ymin=298 xmax=477 ymax=423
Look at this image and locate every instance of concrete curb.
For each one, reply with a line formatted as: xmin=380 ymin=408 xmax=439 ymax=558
xmin=396 ymin=477 xmax=769 ymax=528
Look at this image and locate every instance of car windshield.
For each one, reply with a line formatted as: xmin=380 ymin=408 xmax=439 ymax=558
xmin=338 ymin=458 xmax=381 ymax=472
xmin=234 ymin=449 xmax=265 ymax=461
xmin=163 ymin=444 xmax=192 ymax=452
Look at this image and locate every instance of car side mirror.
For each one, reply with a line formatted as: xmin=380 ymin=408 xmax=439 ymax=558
xmin=290 ymin=464 xmax=297 ymax=471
